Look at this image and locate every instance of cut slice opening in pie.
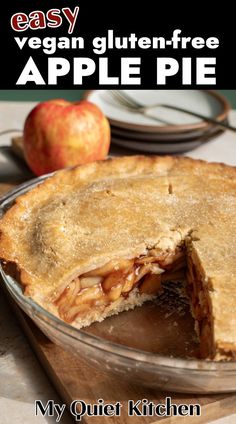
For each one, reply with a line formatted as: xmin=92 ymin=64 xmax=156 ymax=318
xmin=53 ymin=246 xmax=185 ymax=323
xmin=1 ymin=155 xmax=236 ymax=361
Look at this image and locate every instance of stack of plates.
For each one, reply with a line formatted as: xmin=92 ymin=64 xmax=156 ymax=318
xmin=85 ymin=90 xmax=230 ymax=153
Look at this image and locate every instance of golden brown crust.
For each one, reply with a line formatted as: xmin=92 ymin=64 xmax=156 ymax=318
xmin=1 ymin=155 xmax=236 ymax=359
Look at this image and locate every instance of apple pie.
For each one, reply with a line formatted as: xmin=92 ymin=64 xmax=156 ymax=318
xmin=0 ymin=155 xmax=236 ymax=360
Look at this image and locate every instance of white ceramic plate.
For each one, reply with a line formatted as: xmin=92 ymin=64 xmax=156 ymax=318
xmin=111 ymin=127 xmax=225 ymax=154
xmin=85 ymin=90 xmax=229 ymax=133
xmin=111 ymin=123 xmax=226 ymax=142
xmin=111 ymin=137 xmax=202 ymax=153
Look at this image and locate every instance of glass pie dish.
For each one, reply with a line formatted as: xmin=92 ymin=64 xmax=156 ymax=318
xmin=1 ymin=176 xmax=236 ymax=394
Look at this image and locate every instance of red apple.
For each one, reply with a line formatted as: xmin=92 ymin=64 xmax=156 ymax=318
xmin=23 ymin=99 xmax=111 ymax=176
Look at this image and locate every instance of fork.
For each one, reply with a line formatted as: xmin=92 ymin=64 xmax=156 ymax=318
xmin=109 ymin=90 xmax=236 ymax=133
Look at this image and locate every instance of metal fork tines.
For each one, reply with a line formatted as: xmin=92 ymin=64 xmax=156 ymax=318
xmin=108 ymin=90 xmax=236 ymax=133
xmin=107 ymin=90 xmax=174 ymax=125
xmin=109 ymin=90 xmax=146 ymax=111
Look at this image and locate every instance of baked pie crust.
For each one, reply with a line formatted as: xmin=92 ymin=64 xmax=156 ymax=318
xmin=1 ymin=155 xmax=236 ymax=360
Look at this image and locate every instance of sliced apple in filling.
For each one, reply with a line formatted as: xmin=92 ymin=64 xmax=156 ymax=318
xmin=54 ymin=247 xmax=186 ymax=324
xmin=52 ymin=242 xmax=221 ymax=359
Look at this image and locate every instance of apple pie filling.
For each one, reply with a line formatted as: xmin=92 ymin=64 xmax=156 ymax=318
xmin=54 ymin=247 xmax=186 ymax=323
xmin=186 ymin=257 xmax=214 ymax=358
